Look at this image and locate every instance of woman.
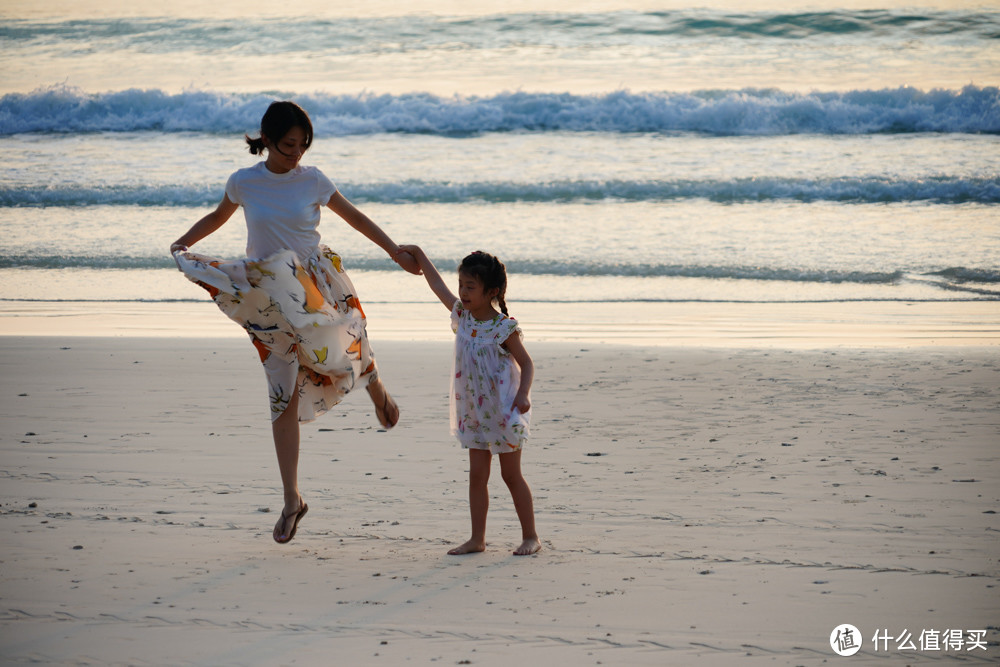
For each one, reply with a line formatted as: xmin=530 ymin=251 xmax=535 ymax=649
xmin=170 ymin=100 xmax=420 ymax=544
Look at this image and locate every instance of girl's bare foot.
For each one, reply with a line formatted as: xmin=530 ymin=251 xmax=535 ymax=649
xmin=513 ymin=537 xmax=541 ymax=556
xmin=447 ymin=538 xmax=486 ymax=555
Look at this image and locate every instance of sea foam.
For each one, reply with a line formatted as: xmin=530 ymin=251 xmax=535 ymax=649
xmin=3 ymin=177 xmax=997 ymax=206
xmin=2 ymin=86 xmax=997 ymax=136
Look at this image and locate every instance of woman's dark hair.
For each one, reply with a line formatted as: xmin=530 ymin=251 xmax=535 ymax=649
xmin=245 ymin=101 xmax=313 ymax=156
xmin=459 ymin=251 xmax=509 ymax=315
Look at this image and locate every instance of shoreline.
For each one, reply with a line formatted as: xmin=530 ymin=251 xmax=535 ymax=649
xmin=1 ymin=299 xmax=997 ymax=348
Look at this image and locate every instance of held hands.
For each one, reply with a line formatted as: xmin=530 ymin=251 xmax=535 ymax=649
xmin=392 ymin=248 xmax=422 ymax=275
xmin=397 ymin=244 xmax=424 ymax=261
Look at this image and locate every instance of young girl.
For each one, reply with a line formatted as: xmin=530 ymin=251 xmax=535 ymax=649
xmin=400 ymin=245 xmax=540 ymax=556
xmin=170 ymin=101 xmax=421 ymax=545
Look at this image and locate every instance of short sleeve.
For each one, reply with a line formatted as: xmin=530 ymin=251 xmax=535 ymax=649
xmin=224 ymin=171 xmax=242 ymax=206
xmin=315 ymin=168 xmax=337 ymax=205
xmin=450 ymin=299 xmax=464 ymax=333
xmin=499 ymin=316 xmax=522 ymax=345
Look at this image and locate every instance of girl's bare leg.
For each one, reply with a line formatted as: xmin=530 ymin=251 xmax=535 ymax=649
xmin=499 ymin=450 xmax=541 ymax=556
xmin=272 ymin=389 xmax=304 ymax=541
xmin=448 ymin=449 xmax=491 ymax=555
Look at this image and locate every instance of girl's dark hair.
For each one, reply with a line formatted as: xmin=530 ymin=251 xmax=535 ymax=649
xmin=459 ymin=251 xmax=509 ymax=315
xmin=245 ymin=101 xmax=314 ymax=156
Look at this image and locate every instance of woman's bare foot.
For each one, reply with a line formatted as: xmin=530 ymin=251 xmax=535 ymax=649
xmin=447 ymin=538 xmax=486 ymax=555
xmin=367 ymin=380 xmax=399 ymax=430
xmin=513 ymin=537 xmax=541 ymax=556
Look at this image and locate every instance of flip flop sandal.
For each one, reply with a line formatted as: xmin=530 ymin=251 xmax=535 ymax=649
xmin=274 ymin=500 xmax=308 ymax=544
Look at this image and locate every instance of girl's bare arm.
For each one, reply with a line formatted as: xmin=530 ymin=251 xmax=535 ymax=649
xmin=503 ymin=333 xmax=534 ymax=413
xmin=398 ymin=244 xmax=458 ymax=310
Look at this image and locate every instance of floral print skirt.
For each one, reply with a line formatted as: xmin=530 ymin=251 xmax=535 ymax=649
xmin=174 ymin=244 xmax=378 ymax=423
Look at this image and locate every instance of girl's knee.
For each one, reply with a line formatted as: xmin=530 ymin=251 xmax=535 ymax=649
xmin=469 ymin=467 xmax=490 ymax=487
xmin=498 ymin=451 xmax=524 ymax=483
xmin=500 ymin=465 xmax=525 ymax=488
xmin=468 ymin=449 xmax=492 ymax=486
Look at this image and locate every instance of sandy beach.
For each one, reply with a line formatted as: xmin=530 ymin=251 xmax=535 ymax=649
xmin=1 ymin=303 xmax=997 ymax=664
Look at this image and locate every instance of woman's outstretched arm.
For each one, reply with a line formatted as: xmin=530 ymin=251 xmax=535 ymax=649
xmin=327 ymin=191 xmax=421 ymax=275
xmin=170 ymin=194 xmax=239 ymax=252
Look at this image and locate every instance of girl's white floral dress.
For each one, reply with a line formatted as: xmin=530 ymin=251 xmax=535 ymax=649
xmin=450 ymin=300 xmax=530 ymax=454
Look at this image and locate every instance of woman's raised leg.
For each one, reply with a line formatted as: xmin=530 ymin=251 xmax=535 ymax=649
xmin=366 ymin=378 xmax=399 ymax=429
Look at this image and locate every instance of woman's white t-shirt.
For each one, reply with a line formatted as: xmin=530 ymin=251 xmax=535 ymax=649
xmin=225 ymin=162 xmax=338 ymax=260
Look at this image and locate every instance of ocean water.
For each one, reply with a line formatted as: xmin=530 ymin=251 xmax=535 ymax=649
xmin=1 ymin=0 xmax=998 ymax=317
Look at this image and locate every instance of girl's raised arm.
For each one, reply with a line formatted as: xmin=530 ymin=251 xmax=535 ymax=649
xmin=399 ymin=245 xmax=457 ymax=310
